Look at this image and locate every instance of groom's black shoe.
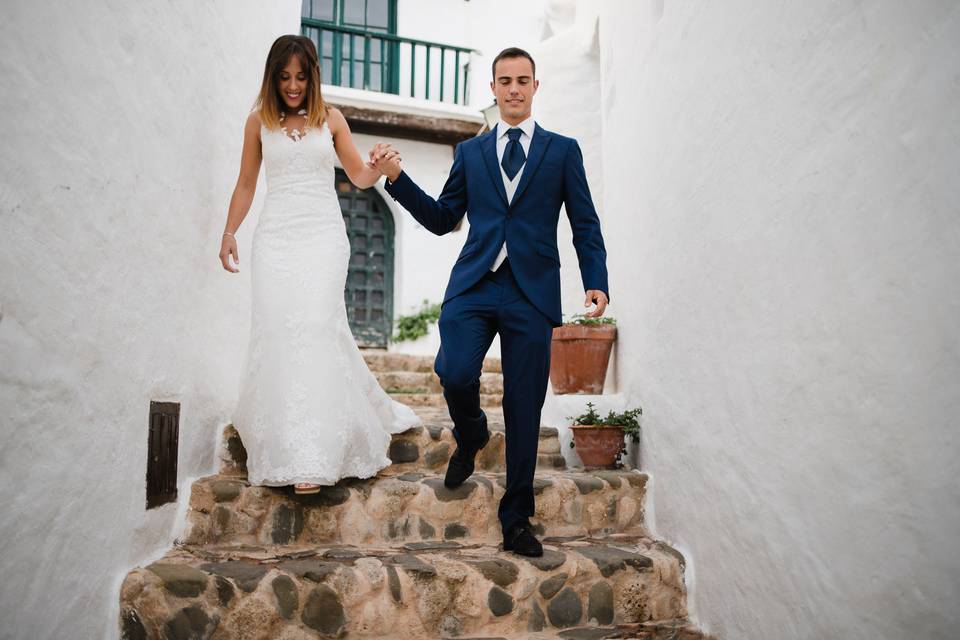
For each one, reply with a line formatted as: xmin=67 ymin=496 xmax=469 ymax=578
xmin=444 ymin=427 xmax=490 ymax=488
xmin=502 ymin=521 xmax=543 ymax=557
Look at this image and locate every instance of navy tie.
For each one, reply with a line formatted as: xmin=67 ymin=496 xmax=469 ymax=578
xmin=501 ymin=128 xmax=525 ymax=181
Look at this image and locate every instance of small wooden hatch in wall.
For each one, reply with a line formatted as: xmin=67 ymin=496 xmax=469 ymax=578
xmin=146 ymin=401 xmax=179 ymax=509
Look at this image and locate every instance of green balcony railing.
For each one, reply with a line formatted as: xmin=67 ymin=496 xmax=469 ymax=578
xmin=301 ymin=18 xmax=474 ymax=105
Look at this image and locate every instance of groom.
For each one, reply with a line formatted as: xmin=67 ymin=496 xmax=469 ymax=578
xmin=371 ymin=47 xmax=609 ymax=557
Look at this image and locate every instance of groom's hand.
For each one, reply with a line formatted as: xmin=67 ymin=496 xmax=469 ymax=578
xmin=369 ymin=142 xmax=403 ymax=181
xmin=368 ymin=142 xmax=391 ymax=165
xmin=366 ymin=142 xmax=391 ymax=171
xmin=583 ymin=290 xmax=609 ymax=318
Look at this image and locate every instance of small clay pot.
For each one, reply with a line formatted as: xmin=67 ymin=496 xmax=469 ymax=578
xmin=550 ymin=324 xmax=617 ymax=394
xmin=570 ymin=424 xmax=625 ymax=469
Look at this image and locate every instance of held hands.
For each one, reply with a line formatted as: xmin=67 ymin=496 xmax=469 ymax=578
xmin=368 ymin=142 xmax=403 ymax=182
xmin=583 ymin=290 xmax=608 ymax=318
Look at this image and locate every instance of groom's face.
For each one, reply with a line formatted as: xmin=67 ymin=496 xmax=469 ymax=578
xmin=491 ymin=57 xmax=538 ymax=125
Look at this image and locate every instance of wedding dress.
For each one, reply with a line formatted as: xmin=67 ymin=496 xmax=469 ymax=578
xmin=232 ymin=112 xmax=420 ymax=487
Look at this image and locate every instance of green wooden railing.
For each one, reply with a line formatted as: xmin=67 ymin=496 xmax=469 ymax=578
xmin=301 ymin=18 xmax=474 ymax=105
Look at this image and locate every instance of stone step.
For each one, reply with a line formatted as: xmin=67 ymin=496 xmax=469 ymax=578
xmin=218 ymin=408 xmax=566 ymax=480
xmin=184 ymin=466 xmax=648 ymax=549
xmin=376 ymin=370 xmax=505 ymax=395
xmin=537 ymin=619 xmax=713 ymax=640
xmin=120 ymin=533 xmax=688 ymax=639
xmin=390 ymin=391 xmax=504 ymax=408
xmin=363 ymin=350 xmax=503 ymax=374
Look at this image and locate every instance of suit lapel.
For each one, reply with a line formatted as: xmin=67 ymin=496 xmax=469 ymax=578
xmin=481 ymin=129 xmax=509 ymax=208
xmin=510 ymin=124 xmax=552 ymax=207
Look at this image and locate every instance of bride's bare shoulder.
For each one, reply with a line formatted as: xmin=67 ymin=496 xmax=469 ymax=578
xmin=244 ymin=110 xmax=264 ymax=142
xmin=246 ymin=110 xmax=264 ymax=128
xmin=325 ymin=105 xmax=346 ymax=131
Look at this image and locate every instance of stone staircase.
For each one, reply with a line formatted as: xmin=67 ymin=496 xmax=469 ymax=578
xmin=365 ymin=351 xmax=504 ymax=409
xmin=119 ymin=353 xmax=710 ymax=639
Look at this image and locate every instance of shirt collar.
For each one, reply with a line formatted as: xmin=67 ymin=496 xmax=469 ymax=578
xmin=496 ymin=116 xmax=536 ymax=140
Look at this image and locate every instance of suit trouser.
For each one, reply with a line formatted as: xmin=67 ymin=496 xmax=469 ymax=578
xmin=434 ymin=258 xmax=554 ymax=535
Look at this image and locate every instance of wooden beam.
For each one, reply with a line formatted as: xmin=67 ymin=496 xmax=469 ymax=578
xmin=331 ymin=103 xmax=484 ymax=146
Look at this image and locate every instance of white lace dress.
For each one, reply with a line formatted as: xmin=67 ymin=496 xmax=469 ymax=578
xmin=232 ymin=115 xmax=420 ymax=487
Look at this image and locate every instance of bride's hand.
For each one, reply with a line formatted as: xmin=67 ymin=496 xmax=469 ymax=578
xmin=220 ymin=234 xmax=240 ymax=273
xmin=367 ymin=143 xmax=400 ymax=173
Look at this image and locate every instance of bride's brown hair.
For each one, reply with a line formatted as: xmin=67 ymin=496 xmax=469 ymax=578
xmin=254 ymin=35 xmax=328 ymax=130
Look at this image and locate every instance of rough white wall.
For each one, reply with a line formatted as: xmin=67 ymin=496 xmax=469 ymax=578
xmin=598 ymin=1 xmax=960 ymax=638
xmin=0 ymin=2 xmax=300 ymax=638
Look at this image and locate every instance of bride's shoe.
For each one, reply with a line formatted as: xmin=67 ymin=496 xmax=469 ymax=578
xmin=294 ymin=482 xmax=322 ymax=494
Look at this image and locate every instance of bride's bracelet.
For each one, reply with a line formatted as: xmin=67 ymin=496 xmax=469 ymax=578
xmin=223 ymin=232 xmax=235 ymax=237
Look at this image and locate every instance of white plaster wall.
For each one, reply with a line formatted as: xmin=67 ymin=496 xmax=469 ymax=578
xmin=598 ymin=1 xmax=960 ymax=638
xmin=0 ymin=2 xmax=301 ymax=638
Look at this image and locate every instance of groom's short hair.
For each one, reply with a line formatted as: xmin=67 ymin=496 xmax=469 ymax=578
xmin=492 ymin=47 xmax=536 ymax=79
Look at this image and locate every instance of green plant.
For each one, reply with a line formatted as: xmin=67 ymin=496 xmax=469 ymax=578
xmin=567 ymin=402 xmax=643 ymax=463
xmin=569 ymin=401 xmax=603 ymax=427
xmin=393 ymin=299 xmax=441 ymax=342
xmin=564 ymin=313 xmax=617 ymax=326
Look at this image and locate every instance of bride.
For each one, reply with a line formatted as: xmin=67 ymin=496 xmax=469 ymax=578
xmin=218 ymin=35 xmax=420 ymax=494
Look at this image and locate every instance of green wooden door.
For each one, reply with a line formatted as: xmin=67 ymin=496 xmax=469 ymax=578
xmin=336 ymin=169 xmax=395 ymax=347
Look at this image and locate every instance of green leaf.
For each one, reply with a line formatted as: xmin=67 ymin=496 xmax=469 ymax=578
xmin=392 ymin=299 xmax=442 ymax=343
xmin=563 ymin=313 xmax=617 ymax=326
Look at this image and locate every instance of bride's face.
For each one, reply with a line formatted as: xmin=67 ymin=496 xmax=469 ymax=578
xmin=278 ymin=56 xmax=308 ymax=111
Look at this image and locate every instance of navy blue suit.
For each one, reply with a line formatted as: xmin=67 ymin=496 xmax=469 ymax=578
xmin=384 ymin=122 xmax=609 ymax=535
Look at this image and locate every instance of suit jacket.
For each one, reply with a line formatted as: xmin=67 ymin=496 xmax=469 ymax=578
xmin=383 ymin=122 xmax=609 ymax=327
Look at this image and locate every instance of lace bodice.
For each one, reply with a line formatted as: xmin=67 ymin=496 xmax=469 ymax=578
xmin=260 ymin=118 xmax=336 ymax=201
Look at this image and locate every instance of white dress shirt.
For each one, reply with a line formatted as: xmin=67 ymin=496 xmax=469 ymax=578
xmin=490 ymin=116 xmax=535 ymax=271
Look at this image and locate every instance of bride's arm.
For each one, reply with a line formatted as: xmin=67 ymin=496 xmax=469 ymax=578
xmin=219 ymin=111 xmax=263 ymax=272
xmin=327 ymin=107 xmax=391 ymax=189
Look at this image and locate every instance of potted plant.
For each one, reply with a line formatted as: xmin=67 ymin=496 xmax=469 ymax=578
xmin=550 ymin=314 xmax=617 ymax=394
xmin=568 ymin=402 xmax=642 ymax=469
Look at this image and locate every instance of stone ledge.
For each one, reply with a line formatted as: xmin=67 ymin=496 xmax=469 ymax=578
xmin=185 ymin=468 xmax=650 ymax=548
xmin=121 ymin=534 xmax=687 ymax=639
xmin=218 ymin=409 xmax=566 ymax=479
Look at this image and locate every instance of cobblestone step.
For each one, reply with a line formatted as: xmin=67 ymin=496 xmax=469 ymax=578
xmin=185 ymin=467 xmax=648 ymax=548
xmin=120 ymin=533 xmax=688 ymax=639
xmin=376 ymin=370 xmax=504 ymax=395
xmin=390 ymin=391 xmax=504 ymax=408
xmin=218 ymin=408 xmax=565 ymax=480
xmin=363 ymin=350 xmax=503 ymax=375
xmin=538 ymin=620 xmax=712 ymax=640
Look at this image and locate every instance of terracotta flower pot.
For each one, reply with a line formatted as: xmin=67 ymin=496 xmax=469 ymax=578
xmin=549 ymin=324 xmax=617 ymax=394
xmin=570 ymin=424 xmax=625 ymax=469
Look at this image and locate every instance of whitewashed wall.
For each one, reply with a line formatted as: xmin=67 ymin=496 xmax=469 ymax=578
xmin=0 ymin=2 xmax=300 ymax=638
xmin=598 ymin=1 xmax=960 ymax=638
